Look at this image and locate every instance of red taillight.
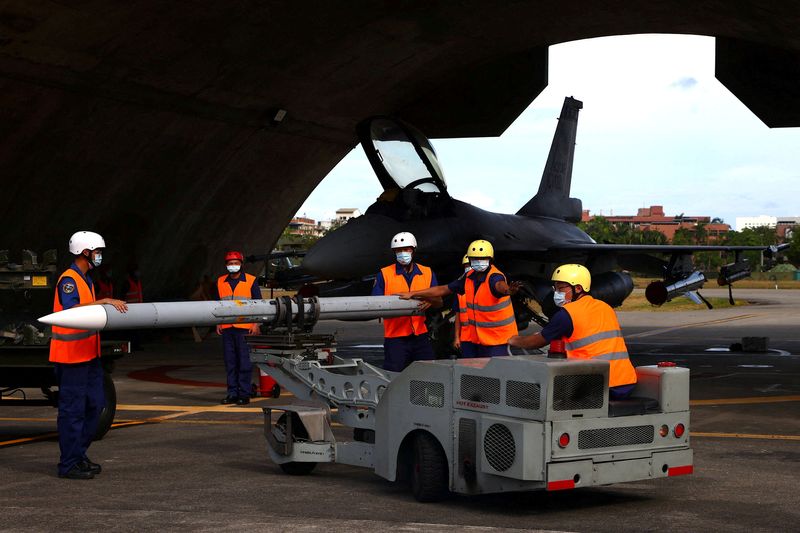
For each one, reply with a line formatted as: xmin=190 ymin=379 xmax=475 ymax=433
xmin=674 ymin=423 xmax=685 ymax=438
xmin=558 ymin=433 xmax=570 ymax=448
xmin=659 ymin=424 xmax=669 ymax=437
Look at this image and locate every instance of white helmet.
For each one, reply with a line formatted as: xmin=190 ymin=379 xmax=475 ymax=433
xmin=390 ymin=231 xmax=417 ymax=249
xmin=69 ymin=231 xmax=106 ymax=255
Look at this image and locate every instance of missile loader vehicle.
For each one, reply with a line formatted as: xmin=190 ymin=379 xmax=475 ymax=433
xmin=255 ymin=349 xmax=693 ymax=502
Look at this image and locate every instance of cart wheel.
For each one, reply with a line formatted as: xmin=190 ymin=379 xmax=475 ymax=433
xmin=274 ymin=413 xmax=317 ymax=476
xmin=410 ymin=432 xmax=448 ymax=502
xmin=271 ymin=384 xmax=281 ymax=398
xmin=94 ymin=372 xmax=116 ymax=440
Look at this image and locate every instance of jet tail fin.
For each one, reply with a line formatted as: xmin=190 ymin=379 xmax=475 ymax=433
xmin=516 ymin=97 xmax=583 ymax=222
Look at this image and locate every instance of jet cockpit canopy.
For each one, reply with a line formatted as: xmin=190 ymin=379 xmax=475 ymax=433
xmin=358 ymin=117 xmax=448 ymax=195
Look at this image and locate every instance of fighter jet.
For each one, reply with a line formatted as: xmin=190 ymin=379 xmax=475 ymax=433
xmin=295 ymin=97 xmax=785 ymax=326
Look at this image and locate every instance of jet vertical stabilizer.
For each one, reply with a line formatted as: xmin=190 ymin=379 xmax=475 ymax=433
xmin=516 ymin=97 xmax=583 ymax=222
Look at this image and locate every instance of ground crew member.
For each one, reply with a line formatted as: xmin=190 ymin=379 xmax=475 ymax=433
xmin=123 ymin=265 xmax=143 ymax=303
xmin=216 ymin=250 xmax=261 ymax=405
xmin=399 ymin=240 xmax=520 ymax=357
xmin=94 ymin=265 xmax=114 ymax=300
xmin=508 ymin=264 xmax=637 ymax=398
xmin=452 ymin=254 xmax=470 ymax=352
xmin=371 ymin=232 xmax=441 ymax=371
xmin=50 ymin=231 xmax=128 ymax=479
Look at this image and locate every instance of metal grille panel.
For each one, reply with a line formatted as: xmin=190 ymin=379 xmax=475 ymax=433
xmin=484 ymin=423 xmax=516 ymax=472
xmin=578 ymin=425 xmax=655 ymax=449
xmin=458 ymin=418 xmax=477 ymax=479
xmin=553 ymin=374 xmax=604 ymax=410
xmin=460 ymin=374 xmax=500 ymax=404
xmin=409 ymin=380 xmax=444 ymax=408
xmin=506 ymin=380 xmax=541 ymax=410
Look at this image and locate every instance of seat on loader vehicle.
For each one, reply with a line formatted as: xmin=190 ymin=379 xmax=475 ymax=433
xmin=608 ymin=397 xmax=660 ymax=417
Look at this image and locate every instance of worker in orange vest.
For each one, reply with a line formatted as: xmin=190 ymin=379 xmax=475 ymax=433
xmin=50 ymin=231 xmax=128 ymax=479
xmin=452 ymin=254 xmax=470 ymax=353
xmin=508 ymin=264 xmax=638 ymax=398
xmin=94 ymin=265 xmax=114 ymax=300
xmin=123 ymin=265 xmax=143 ymax=303
xmin=216 ymin=250 xmax=261 ymax=404
xmin=399 ymin=240 xmax=521 ymax=357
xmin=371 ymin=232 xmax=441 ymax=371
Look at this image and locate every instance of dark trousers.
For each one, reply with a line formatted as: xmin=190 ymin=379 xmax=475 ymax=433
xmin=221 ymin=328 xmax=253 ymax=397
xmin=54 ymin=358 xmax=105 ymax=475
xmin=460 ymin=341 xmax=509 ymax=358
xmin=383 ymin=334 xmax=435 ymax=372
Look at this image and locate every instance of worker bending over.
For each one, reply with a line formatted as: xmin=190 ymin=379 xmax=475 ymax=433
xmin=508 ymin=264 xmax=637 ymax=399
xmin=399 ymin=240 xmax=520 ymax=357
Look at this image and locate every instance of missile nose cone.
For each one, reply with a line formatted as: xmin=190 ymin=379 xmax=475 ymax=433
xmin=38 ymin=305 xmax=108 ymax=330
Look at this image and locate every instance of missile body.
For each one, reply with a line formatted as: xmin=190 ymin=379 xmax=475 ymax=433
xmin=38 ymin=296 xmax=423 ymax=331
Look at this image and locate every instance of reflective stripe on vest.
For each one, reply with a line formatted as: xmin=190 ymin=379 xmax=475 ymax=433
xmin=381 ymin=264 xmax=432 ymax=338
xmin=460 ymin=265 xmax=517 ymax=346
xmin=562 ymin=295 xmax=637 ymax=388
xmin=217 ymin=273 xmax=257 ymax=329
xmin=125 ymin=277 xmax=143 ymax=303
xmin=49 ymin=268 xmax=100 ymax=364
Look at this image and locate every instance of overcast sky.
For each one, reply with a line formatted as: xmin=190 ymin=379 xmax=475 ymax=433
xmin=297 ymin=34 xmax=800 ymax=230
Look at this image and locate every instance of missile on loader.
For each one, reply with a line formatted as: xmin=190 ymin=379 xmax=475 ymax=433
xmin=38 ymin=296 xmax=423 ymax=331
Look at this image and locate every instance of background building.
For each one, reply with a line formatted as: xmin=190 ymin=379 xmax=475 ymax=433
xmin=582 ymin=205 xmax=730 ymax=242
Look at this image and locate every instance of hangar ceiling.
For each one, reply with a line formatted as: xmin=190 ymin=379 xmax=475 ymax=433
xmin=1 ymin=1 xmax=798 ymax=296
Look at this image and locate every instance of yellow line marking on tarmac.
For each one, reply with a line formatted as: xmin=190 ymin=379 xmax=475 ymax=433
xmin=626 ymin=314 xmax=759 ymax=339
xmin=692 ymin=432 xmax=800 ymax=441
xmin=691 ymin=395 xmax=800 ymax=406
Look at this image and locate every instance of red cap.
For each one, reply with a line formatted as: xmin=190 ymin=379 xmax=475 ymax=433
xmin=225 ymin=250 xmax=244 ymax=262
xmin=657 ymin=361 xmax=677 ymax=367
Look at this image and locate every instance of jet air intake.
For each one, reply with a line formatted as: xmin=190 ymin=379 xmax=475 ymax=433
xmin=645 ymin=271 xmax=706 ymax=306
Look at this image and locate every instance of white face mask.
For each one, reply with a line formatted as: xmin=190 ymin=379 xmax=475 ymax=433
xmin=470 ymin=259 xmax=489 ymax=272
xmin=464 ymin=266 xmax=471 ymax=273
xmin=553 ymin=290 xmax=567 ymax=307
xmin=91 ymin=252 xmax=102 ymax=267
xmin=395 ymin=251 xmax=412 ymax=265
xmin=226 ymin=264 xmax=241 ymax=274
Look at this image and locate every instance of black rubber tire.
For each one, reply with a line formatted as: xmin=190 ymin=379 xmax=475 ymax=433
xmin=94 ymin=372 xmax=116 ymax=440
xmin=274 ymin=413 xmax=317 ymax=476
xmin=410 ymin=432 xmax=449 ymax=502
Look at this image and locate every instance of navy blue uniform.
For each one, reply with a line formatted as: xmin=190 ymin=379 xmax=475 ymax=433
xmin=55 ymin=264 xmax=105 ymax=476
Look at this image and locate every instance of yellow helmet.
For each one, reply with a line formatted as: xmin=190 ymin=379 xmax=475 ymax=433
xmin=461 ymin=254 xmax=469 ymax=265
xmin=466 ymin=239 xmax=494 ymax=259
xmin=551 ymin=264 xmax=591 ymax=291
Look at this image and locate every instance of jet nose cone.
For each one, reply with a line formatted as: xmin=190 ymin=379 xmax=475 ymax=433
xmin=303 ymin=216 xmax=393 ymax=279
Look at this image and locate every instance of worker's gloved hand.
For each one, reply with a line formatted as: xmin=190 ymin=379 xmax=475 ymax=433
xmin=416 ymin=299 xmax=432 ymax=311
xmin=507 ymin=281 xmax=523 ymax=296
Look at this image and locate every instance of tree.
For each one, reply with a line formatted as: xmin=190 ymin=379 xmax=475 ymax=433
xmin=786 ymin=228 xmax=800 ymax=267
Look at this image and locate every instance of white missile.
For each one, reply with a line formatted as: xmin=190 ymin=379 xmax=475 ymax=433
xmin=38 ymin=296 xmax=424 ymax=331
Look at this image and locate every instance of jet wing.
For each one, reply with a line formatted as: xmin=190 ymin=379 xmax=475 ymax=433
xmin=547 ymin=243 xmax=788 ymax=254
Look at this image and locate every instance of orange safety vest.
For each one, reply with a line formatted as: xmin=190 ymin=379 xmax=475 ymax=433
xmin=49 ymin=268 xmax=100 ymax=364
xmin=217 ymin=273 xmax=257 ymax=330
xmin=381 ymin=264 xmax=432 ymax=338
xmin=125 ymin=276 xmax=143 ymax=303
xmin=458 ymin=265 xmax=518 ymax=346
xmin=561 ymin=295 xmax=637 ymax=388
xmin=96 ymin=278 xmax=114 ymax=300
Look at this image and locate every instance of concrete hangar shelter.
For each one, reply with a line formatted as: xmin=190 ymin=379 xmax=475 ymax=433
xmin=1 ymin=2 xmax=799 ymax=297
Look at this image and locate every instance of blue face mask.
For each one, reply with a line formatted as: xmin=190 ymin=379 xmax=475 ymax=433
xmin=553 ymin=290 xmax=567 ymax=307
xmin=464 ymin=266 xmax=471 ymax=273
xmin=470 ymin=259 xmax=489 ymax=272
xmin=396 ymin=251 xmax=412 ymax=265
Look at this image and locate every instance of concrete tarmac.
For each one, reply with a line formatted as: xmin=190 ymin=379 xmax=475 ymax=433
xmin=1 ymin=289 xmax=798 ymax=532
